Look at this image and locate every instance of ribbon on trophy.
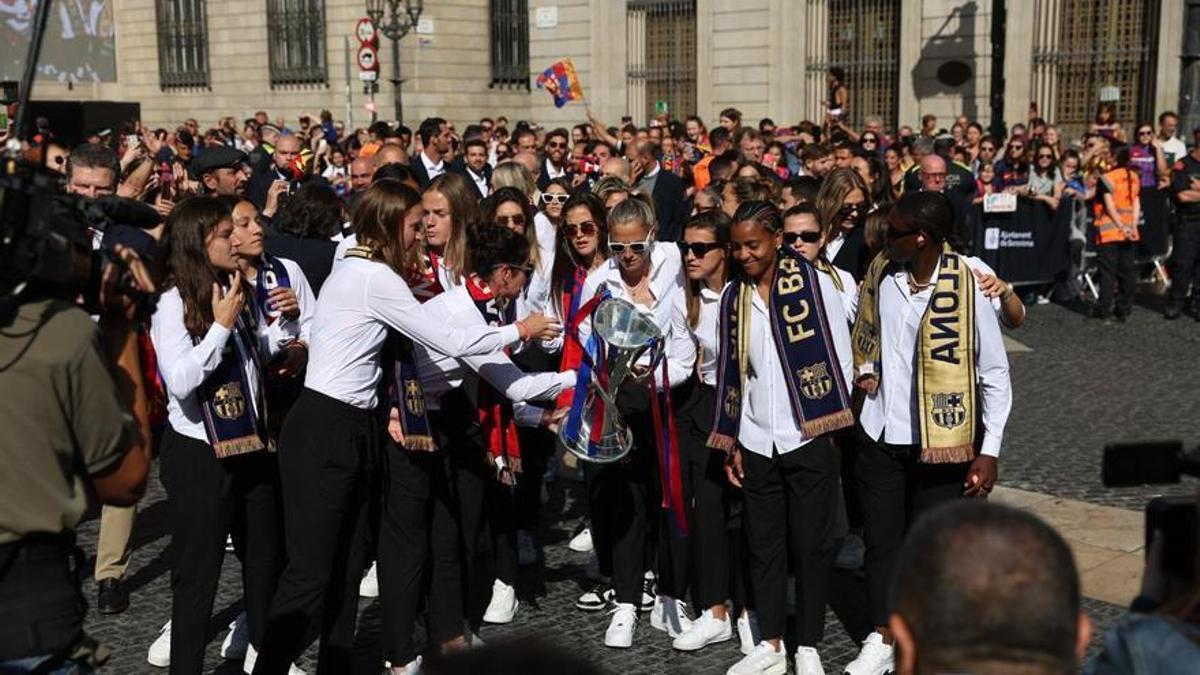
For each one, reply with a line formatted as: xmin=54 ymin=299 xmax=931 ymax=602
xmin=646 ymin=340 xmax=688 ymax=536
xmin=561 ymin=287 xmax=611 ymax=457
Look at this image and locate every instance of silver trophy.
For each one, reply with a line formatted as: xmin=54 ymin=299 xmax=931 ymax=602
xmin=559 ymin=297 xmax=662 ymax=463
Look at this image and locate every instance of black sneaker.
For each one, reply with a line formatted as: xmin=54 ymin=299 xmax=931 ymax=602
xmin=640 ymin=574 xmax=656 ymax=612
xmin=97 ymin=578 xmax=129 ymax=615
xmin=576 ymin=582 xmax=614 ymax=611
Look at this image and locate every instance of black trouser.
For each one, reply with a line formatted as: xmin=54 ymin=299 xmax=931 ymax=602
xmin=1169 ymin=218 xmax=1200 ymax=308
xmin=583 ymin=382 xmax=659 ymax=605
xmin=659 ymin=381 xmax=741 ymax=610
xmin=377 ymin=440 xmax=461 ymax=667
xmin=1097 ymin=241 xmax=1137 ymax=316
xmin=254 ymin=390 xmax=376 ymax=675
xmin=159 ymin=427 xmax=282 ymax=675
xmin=855 ymin=432 xmax=971 ymax=626
xmin=512 ymin=348 xmax=558 ymax=535
xmin=0 ymin=534 xmax=86 ymax=664
xmin=741 ymin=438 xmax=839 ymax=646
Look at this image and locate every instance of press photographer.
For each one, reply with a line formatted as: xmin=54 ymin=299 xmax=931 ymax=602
xmin=0 ymin=157 xmax=155 ymax=671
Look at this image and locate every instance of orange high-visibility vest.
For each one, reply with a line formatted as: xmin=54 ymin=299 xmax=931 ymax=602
xmin=1094 ymin=167 xmax=1141 ymax=244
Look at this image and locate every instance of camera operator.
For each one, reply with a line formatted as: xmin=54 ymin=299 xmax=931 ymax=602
xmin=1086 ymin=521 xmax=1200 ymax=672
xmin=0 ymin=245 xmax=154 ymax=672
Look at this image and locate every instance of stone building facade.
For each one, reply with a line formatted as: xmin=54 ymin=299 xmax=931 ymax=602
xmin=20 ymin=0 xmax=1185 ymax=138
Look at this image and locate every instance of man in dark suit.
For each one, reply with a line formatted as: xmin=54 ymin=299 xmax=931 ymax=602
xmin=408 ymin=117 xmax=452 ymax=188
xmin=537 ymin=128 xmax=575 ymax=192
xmin=632 ymin=139 xmax=687 ymax=243
xmin=245 ymin=132 xmax=303 ymax=210
xmin=450 ymin=137 xmax=492 ymax=199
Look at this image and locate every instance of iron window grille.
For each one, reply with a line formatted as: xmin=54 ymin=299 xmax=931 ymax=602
xmin=807 ymin=0 xmax=901 ymax=132
xmin=626 ymin=0 xmax=697 ymax=121
xmin=490 ymin=0 xmax=529 ymax=88
xmin=267 ymin=0 xmax=328 ymax=87
xmin=156 ymin=0 xmax=210 ymax=89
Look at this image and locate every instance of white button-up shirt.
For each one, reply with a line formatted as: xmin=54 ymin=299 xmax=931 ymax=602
xmin=691 ymin=285 xmax=723 ymax=387
xmin=468 ymin=167 xmax=490 ymax=197
xmin=736 ymin=273 xmax=853 ymax=457
xmin=421 ymin=151 xmax=445 ymax=181
xmin=576 ymin=242 xmax=696 ymax=391
xmin=414 ymin=285 xmax=575 ymax=425
xmin=151 ymin=288 xmax=286 ymax=443
xmin=857 ymin=257 xmax=1012 ymax=457
xmin=304 ymin=257 xmax=519 ymax=409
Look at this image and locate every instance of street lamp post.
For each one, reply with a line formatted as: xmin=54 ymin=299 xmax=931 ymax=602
xmin=365 ymin=0 xmax=423 ymax=126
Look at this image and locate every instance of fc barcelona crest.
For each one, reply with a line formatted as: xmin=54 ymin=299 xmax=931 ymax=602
xmin=723 ymin=386 xmax=741 ymax=418
xmin=854 ymin=330 xmax=877 ymax=356
xmin=798 ymin=363 xmax=833 ymax=400
xmin=214 ymin=383 xmax=247 ymax=420
xmin=405 ymin=380 xmax=426 ymax=416
xmin=931 ymin=392 xmax=967 ymax=429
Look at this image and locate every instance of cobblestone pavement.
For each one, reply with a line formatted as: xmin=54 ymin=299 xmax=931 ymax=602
xmin=77 ymin=301 xmax=1191 ymax=673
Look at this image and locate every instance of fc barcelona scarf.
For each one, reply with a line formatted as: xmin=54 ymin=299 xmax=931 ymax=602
xmin=852 ymin=244 xmax=978 ymax=463
xmin=555 ymin=265 xmax=590 ymax=410
xmin=406 ymin=249 xmax=446 ymax=302
xmin=708 ymin=248 xmax=854 ymax=452
xmin=346 ymin=244 xmax=436 ymax=451
xmin=197 ymin=303 xmax=271 ymax=458
xmin=254 ymin=254 xmax=292 ymax=325
xmin=466 ymin=275 xmax=522 ymax=478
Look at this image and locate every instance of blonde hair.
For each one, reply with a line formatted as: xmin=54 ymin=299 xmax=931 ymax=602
xmin=607 ymin=192 xmax=657 ymax=235
xmin=424 ymin=173 xmax=481 ymax=283
xmin=814 ymin=167 xmax=870 ymax=243
xmin=491 ymin=160 xmax=537 ymax=198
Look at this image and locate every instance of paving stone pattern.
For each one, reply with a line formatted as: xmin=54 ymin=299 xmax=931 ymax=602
xmin=77 ymin=301 xmax=1187 ymax=673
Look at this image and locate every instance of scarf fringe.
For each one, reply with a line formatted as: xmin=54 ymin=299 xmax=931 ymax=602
xmin=706 ymin=432 xmax=736 ymax=453
xmin=486 ymin=453 xmax=523 ymax=475
xmin=213 ymin=436 xmax=266 ymax=459
xmin=919 ymin=444 xmax=976 ymax=464
xmin=404 ymin=435 xmax=436 ymax=452
xmin=799 ymin=409 xmax=856 ymax=438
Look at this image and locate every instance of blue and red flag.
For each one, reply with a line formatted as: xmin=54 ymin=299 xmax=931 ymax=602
xmin=536 ymin=58 xmax=584 ymax=108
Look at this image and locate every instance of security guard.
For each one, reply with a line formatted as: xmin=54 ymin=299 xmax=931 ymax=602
xmin=1166 ymin=128 xmax=1200 ymax=319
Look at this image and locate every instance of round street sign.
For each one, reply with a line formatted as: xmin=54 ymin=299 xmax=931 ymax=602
xmin=357 ymin=45 xmax=379 ymax=71
xmin=355 ymin=18 xmax=377 ymax=44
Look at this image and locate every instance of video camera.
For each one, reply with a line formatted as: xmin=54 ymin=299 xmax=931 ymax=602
xmin=0 ymin=156 xmax=159 ymax=315
xmin=1103 ymin=441 xmax=1200 ymax=581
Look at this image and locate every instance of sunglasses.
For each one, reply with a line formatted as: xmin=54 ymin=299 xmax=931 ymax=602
xmin=608 ymin=236 xmax=653 ymax=255
xmin=886 ymin=227 xmax=922 ymax=241
xmin=564 ymin=221 xmax=597 ymax=237
xmin=495 ymin=214 xmax=527 ymax=228
xmin=540 ymin=193 xmax=569 ymax=205
xmin=547 ymin=141 xmax=567 ymax=149
xmin=782 ymin=231 xmax=822 ymax=246
xmin=1037 ymin=153 xmax=1054 ymax=159
xmin=838 ymin=203 xmax=863 ymax=218
xmin=677 ymin=241 xmax=725 ymax=257
xmin=492 ymin=262 xmax=535 ymax=276
xmin=862 ymin=138 xmax=878 ymax=145
xmin=980 ymin=146 xmax=996 ymax=152
xmin=1010 ymin=145 xmax=1024 ymax=151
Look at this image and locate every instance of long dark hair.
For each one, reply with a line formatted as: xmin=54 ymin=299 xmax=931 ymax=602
xmin=273 ymin=183 xmax=344 ymax=239
xmin=161 ymin=196 xmax=234 ymax=338
xmin=483 ymin=186 xmax=539 ymax=270
xmin=550 ymin=192 xmax=609 ymax=316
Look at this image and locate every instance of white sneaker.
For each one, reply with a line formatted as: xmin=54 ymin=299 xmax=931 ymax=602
xmin=795 ymin=645 xmax=826 ymax=675
xmin=604 ymin=602 xmax=638 ymax=648
xmin=727 ymin=640 xmax=787 ymax=675
xmin=221 ymin=611 xmax=249 ymax=660
xmin=391 ymin=656 xmax=421 ymax=674
xmin=576 ymin=581 xmax=614 ymax=611
xmin=672 ymin=609 xmax=733 ymax=651
xmin=568 ymin=525 xmax=593 ymax=553
xmin=517 ymin=530 xmax=537 ymax=566
xmin=146 ymin=620 xmax=171 ymax=667
xmin=242 ymin=644 xmax=307 ymax=675
xmin=482 ymin=579 xmax=519 ymax=624
xmin=360 ymin=560 xmax=379 ymax=598
xmin=650 ymin=595 xmax=693 ymax=637
xmin=737 ymin=611 xmax=762 ymax=656
xmin=844 ymin=632 xmax=895 ymax=675
xmin=226 ymin=534 xmax=236 ymax=552
xmin=640 ymin=571 xmax=656 ymax=612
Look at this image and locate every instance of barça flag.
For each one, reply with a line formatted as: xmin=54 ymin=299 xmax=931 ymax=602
xmin=536 ymin=59 xmax=584 ymax=108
